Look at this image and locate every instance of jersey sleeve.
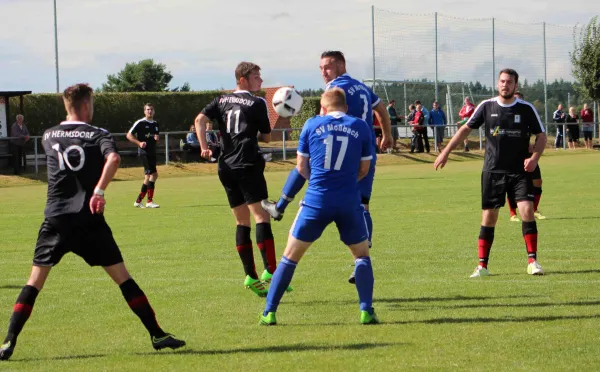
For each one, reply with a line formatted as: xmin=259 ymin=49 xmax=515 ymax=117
xmin=297 ymin=121 xmax=311 ymax=158
xmin=369 ymin=87 xmax=381 ymax=108
xmin=466 ymin=101 xmax=486 ymax=129
xmin=97 ymin=130 xmax=118 ymax=157
xmin=526 ymin=104 xmax=545 ymax=134
xmin=256 ymin=98 xmax=272 ymax=134
xmin=201 ymin=97 xmax=221 ymax=120
xmin=128 ymin=120 xmax=140 ymax=135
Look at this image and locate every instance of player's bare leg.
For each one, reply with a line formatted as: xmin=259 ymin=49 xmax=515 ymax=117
xmin=103 ymin=263 xmax=185 ymax=350
xmin=470 ymin=209 xmax=499 ymax=278
xmin=260 ymin=236 xmax=310 ymax=325
xmin=134 ymin=174 xmax=151 ymax=208
xmin=145 ymin=172 xmax=159 ymax=208
xmin=0 ymin=266 xmax=51 ymax=361
xmin=517 ymin=201 xmax=543 ymax=275
xmin=532 ymin=178 xmax=545 ymax=219
xmin=231 ymin=204 xmax=268 ymax=296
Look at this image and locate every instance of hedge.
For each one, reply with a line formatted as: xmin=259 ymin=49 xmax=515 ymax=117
xmin=8 ymin=91 xmax=224 ymax=135
xmin=289 ymin=97 xmax=321 ymax=140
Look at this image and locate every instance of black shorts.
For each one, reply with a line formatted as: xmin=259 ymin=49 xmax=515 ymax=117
xmin=481 ymin=171 xmax=534 ymax=210
xmin=374 ymin=128 xmax=383 ymax=138
xmin=141 ymin=153 xmax=157 ymax=175
xmin=218 ymin=162 xmax=268 ymax=208
xmin=34 ymin=213 xmax=123 ymax=267
xmin=531 ymin=164 xmax=541 ymax=180
xmin=583 ymin=131 xmax=593 ymax=141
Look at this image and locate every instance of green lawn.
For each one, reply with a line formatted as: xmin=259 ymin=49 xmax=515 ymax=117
xmin=1 ymin=152 xmax=600 ymax=371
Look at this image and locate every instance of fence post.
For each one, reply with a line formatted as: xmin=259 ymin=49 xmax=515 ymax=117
xmin=492 ymin=18 xmax=496 ymax=97
xmin=543 ymin=22 xmax=548 ymax=126
xmin=371 ymin=5 xmax=376 ymax=85
xmin=434 ymin=12 xmax=439 ymax=102
xmin=282 ymin=129 xmax=287 ymax=161
xmin=165 ymin=133 xmax=169 ymax=165
xmin=563 ymin=123 xmax=567 ymax=150
xmin=34 ymin=137 xmax=39 ymax=174
xmin=479 ymin=127 xmax=483 ymax=150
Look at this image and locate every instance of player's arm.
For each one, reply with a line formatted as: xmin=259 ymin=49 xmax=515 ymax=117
xmin=373 ymin=101 xmax=392 ymax=150
xmin=525 ymin=107 xmax=547 ymax=171
xmin=296 ymin=153 xmax=310 ymax=180
xmin=154 ymin=123 xmax=160 ymax=143
xmin=260 ymin=132 xmax=272 ymax=143
xmin=194 ymin=113 xmax=212 ymax=159
xmin=91 ymin=133 xmax=122 ymax=214
xmin=258 ymin=98 xmax=272 ymax=143
xmin=126 ymin=122 xmax=146 ymax=148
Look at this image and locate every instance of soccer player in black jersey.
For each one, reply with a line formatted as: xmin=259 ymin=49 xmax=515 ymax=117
xmin=434 ymin=69 xmax=548 ymax=277
xmin=127 ymin=103 xmax=160 ymax=208
xmin=194 ymin=62 xmax=289 ymax=297
xmin=0 ymin=84 xmax=184 ymax=361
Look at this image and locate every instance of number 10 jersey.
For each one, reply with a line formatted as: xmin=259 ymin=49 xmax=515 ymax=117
xmin=42 ymin=121 xmax=118 ymax=217
xmin=201 ymin=90 xmax=271 ymax=170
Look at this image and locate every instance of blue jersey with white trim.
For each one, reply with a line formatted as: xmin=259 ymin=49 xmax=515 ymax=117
xmin=297 ymin=113 xmax=373 ymax=208
xmin=326 ymin=74 xmax=380 ymax=128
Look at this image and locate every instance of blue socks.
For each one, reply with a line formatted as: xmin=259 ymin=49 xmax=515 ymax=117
xmin=354 ymin=256 xmax=374 ymax=312
xmin=363 ymin=207 xmax=373 ymax=247
xmin=276 ymin=168 xmax=306 ymax=212
xmin=264 ymin=256 xmax=297 ymax=315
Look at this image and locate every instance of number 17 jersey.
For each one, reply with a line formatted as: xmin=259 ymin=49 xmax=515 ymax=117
xmin=297 ymin=112 xmax=373 ymax=209
xmin=42 ymin=121 xmax=118 ymax=217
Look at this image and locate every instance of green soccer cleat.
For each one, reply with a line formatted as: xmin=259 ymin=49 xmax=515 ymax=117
xmin=534 ymin=211 xmax=547 ymax=220
xmin=151 ymin=333 xmax=186 ymax=351
xmin=260 ymin=270 xmax=293 ymax=292
xmin=527 ymin=261 xmax=545 ymax=275
xmin=244 ymin=275 xmax=268 ymax=297
xmin=0 ymin=341 xmax=15 ymax=361
xmin=509 ymin=215 xmax=520 ymax=222
xmin=470 ymin=265 xmax=490 ymax=278
xmin=360 ymin=309 xmax=380 ymax=325
xmin=259 ymin=312 xmax=277 ymax=326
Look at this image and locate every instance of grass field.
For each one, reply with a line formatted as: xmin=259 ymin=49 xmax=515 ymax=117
xmin=1 ymin=151 xmax=600 ymax=371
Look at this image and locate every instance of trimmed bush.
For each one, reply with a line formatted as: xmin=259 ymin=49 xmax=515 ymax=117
xmin=289 ymin=97 xmax=321 ymax=140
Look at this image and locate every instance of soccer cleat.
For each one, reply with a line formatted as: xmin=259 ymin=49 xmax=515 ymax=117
xmin=510 ymin=215 xmax=520 ymax=222
xmin=534 ymin=211 xmax=547 ymax=220
xmin=470 ymin=265 xmax=490 ymax=278
xmin=360 ymin=309 xmax=379 ymax=325
xmin=260 ymin=270 xmax=293 ymax=292
xmin=151 ymin=333 xmax=186 ymax=351
xmin=261 ymin=200 xmax=283 ymax=221
xmin=259 ymin=312 xmax=277 ymax=326
xmin=244 ymin=275 xmax=268 ymax=297
xmin=0 ymin=341 xmax=15 ymax=361
xmin=134 ymin=201 xmax=145 ymax=208
xmin=145 ymin=202 xmax=160 ymax=208
xmin=527 ymin=261 xmax=545 ymax=275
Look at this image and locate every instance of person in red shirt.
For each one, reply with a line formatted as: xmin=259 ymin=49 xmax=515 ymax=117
xmin=409 ymin=104 xmax=425 ymax=153
xmin=373 ymin=113 xmax=383 ymax=152
xmin=458 ymin=96 xmax=475 ymax=152
xmin=580 ymin=103 xmax=594 ymax=150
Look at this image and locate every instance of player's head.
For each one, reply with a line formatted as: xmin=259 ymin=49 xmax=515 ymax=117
xmin=416 ymin=104 xmax=422 ymax=111
xmin=497 ymin=68 xmax=519 ymax=99
xmin=320 ymin=51 xmax=346 ymax=84
xmin=409 ymin=104 xmax=416 ymax=111
xmin=464 ymin=96 xmax=472 ymax=105
xmin=235 ymin=62 xmax=263 ymax=92
xmin=557 ymin=103 xmax=563 ymax=110
xmin=63 ymin=83 xmax=94 ymax=123
xmin=144 ymin=103 xmax=155 ymax=120
xmin=320 ymin=87 xmax=347 ymax=114
xmin=16 ymin=114 xmax=24 ymax=124
xmin=388 ymin=100 xmax=396 ymax=107
xmin=515 ymin=91 xmax=524 ymax=100
xmin=432 ymin=101 xmax=439 ymax=110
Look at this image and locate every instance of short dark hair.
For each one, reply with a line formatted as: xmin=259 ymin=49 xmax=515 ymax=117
xmin=389 ymin=100 xmax=396 ymax=104
xmin=63 ymin=83 xmax=93 ymax=110
xmin=144 ymin=103 xmax=154 ymax=109
xmin=414 ymin=100 xmax=422 ymax=105
xmin=235 ymin=62 xmax=261 ymax=83
xmin=409 ymin=104 xmax=416 ymax=110
xmin=321 ymin=51 xmax=346 ymax=64
xmin=498 ymin=68 xmax=519 ymax=84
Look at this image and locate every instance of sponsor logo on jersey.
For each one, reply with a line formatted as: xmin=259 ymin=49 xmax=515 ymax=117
xmin=514 ymin=115 xmax=521 ymax=123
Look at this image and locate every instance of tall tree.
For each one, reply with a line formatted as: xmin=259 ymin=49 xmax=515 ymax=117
xmin=100 ymin=59 xmax=174 ymax=92
xmin=571 ymin=16 xmax=600 ymax=101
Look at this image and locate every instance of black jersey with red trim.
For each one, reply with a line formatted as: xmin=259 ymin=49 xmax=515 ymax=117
xmin=128 ymin=118 xmax=159 ymax=154
xmin=467 ymin=97 xmax=545 ymax=173
xmin=42 ymin=121 xmax=118 ymax=217
xmin=201 ymin=90 xmax=271 ymax=169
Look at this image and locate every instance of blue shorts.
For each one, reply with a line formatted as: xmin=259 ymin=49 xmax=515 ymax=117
xmin=358 ymin=156 xmax=376 ymax=204
xmin=290 ymin=202 xmax=368 ymax=245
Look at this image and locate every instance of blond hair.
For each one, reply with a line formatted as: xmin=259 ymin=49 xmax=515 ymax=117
xmin=320 ymin=88 xmax=346 ymax=111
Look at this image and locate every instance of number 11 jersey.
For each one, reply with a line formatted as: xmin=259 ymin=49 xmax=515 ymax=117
xmin=42 ymin=121 xmax=118 ymax=217
xmin=201 ymin=90 xmax=271 ymax=170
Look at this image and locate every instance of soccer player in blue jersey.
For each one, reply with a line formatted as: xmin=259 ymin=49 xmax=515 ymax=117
xmin=262 ymin=52 xmax=391 ymax=282
xmin=259 ymin=88 xmax=379 ymax=326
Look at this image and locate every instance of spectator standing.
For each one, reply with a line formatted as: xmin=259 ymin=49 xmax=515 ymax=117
xmin=458 ymin=96 xmax=475 ymax=151
xmin=552 ymin=104 xmax=566 ymax=149
xmin=387 ymin=100 xmax=399 ymax=151
xmin=429 ymin=101 xmax=447 ymax=151
xmin=581 ymin=103 xmax=594 ymax=150
xmin=10 ymin=114 xmax=30 ymax=175
xmin=566 ymin=107 xmax=580 ymax=150
xmin=410 ymin=104 xmax=425 ymax=153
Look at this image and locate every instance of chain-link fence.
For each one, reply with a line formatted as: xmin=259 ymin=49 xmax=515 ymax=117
xmin=370 ymin=7 xmax=598 ymax=139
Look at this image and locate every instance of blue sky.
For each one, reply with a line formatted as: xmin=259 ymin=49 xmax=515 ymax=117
xmin=1 ymin=0 xmax=597 ymax=93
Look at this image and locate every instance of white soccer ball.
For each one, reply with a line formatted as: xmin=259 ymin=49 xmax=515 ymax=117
xmin=272 ymin=87 xmax=303 ymax=117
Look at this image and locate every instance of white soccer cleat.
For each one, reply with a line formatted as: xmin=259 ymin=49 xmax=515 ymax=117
xmin=470 ymin=265 xmax=490 ymax=278
xmin=527 ymin=261 xmax=544 ymax=275
xmin=145 ymin=202 xmax=160 ymax=208
xmin=134 ymin=202 xmax=145 ymax=208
